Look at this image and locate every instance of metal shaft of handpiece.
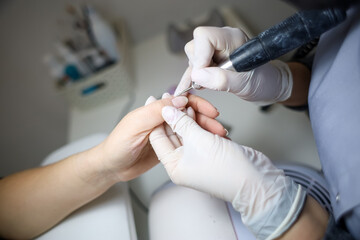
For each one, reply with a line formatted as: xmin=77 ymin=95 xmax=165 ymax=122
xmin=175 ymin=59 xmax=235 ymax=97
xmin=175 ymin=86 xmax=194 ymax=97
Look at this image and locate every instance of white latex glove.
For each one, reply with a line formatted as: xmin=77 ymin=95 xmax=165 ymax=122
xmin=175 ymin=27 xmax=293 ymax=105
xmin=150 ymin=106 xmax=306 ymax=239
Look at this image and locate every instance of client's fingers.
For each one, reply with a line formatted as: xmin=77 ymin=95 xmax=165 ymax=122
xmin=146 ymin=95 xmax=176 ymax=160
xmin=122 ymin=96 xmax=188 ymax=134
xmin=161 ymin=92 xmax=183 ymax=147
xmin=196 ymin=113 xmax=227 ymax=137
xmin=187 ymin=94 xmax=219 ymax=118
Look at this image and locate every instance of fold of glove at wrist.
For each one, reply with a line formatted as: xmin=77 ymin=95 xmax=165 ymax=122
xmin=233 ymin=178 xmax=306 ymax=240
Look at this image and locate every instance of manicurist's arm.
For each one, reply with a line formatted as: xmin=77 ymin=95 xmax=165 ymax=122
xmin=277 ymin=196 xmax=329 ymax=240
xmin=280 ymin=62 xmax=311 ymax=107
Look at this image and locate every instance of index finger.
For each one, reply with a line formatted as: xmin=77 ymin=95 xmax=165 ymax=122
xmin=122 ymin=97 xmax=187 ymax=133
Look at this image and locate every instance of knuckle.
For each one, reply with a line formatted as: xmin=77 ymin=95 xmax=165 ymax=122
xmin=184 ymin=41 xmax=194 ymax=57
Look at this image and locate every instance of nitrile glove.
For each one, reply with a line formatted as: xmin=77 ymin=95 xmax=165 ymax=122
xmin=175 ymin=27 xmax=293 ymax=106
xmin=150 ymin=106 xmax=306 ymax=239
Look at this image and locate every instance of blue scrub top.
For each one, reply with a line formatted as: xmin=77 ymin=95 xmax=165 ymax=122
xmin=309 ymin=5 xmax=360 ymax=222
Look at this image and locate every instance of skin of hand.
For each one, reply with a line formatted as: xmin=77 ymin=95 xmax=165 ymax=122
xmin=175 ymin=27 xmax=293 ymax=105
xmin=282 ymin=62 xmax=311 ymax=107
xmin=0 ymin=94 xmax=226 ymax=239
xmin=150 ymin=105 xmax=328 ymax=239
xmin=98 ymin=94 xmax=227 ymax=183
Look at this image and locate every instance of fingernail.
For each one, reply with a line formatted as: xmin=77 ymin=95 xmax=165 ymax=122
xmin=224 ymin=128 xmax=229 ymax=136
xmin=162 ymin=106 xmax=176 ymax=123
xmin=172 ymin=96 xmax=188 ymax=108
xmin=162 ymin=92 xmax=171 ymax=99
xmin=145 ymin=96 xmax=156 ymax=105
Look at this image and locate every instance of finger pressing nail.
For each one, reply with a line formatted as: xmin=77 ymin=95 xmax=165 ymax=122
xmin=186 ymin=106 xmax=195 ymax=119
xmin=162 ymin=106 xmax=179 ymax=125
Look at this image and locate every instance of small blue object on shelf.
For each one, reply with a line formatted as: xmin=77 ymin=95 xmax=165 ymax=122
xmin=64 ymin=64 xmax=83 ymax=81
xmin=82 ymin=82 xmax=105 ymax=96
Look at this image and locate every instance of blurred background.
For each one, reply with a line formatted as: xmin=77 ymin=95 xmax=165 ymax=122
xmin=0 ymin=1 xmax=321 ymax=239
xmin=0 ymin=0 xmax=299 ymax=177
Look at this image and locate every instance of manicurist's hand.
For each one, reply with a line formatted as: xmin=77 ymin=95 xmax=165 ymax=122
xmin=150 ymin=105 xmax=308 ymax=239
xmin=176 ymin=27 xmax=293 ymax=105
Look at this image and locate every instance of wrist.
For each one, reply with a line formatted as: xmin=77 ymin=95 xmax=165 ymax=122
xmin=277 ymin=196 xmax=329 ymax=240
xmin=72 ymin=143 xmax=119 ymax=190
xmin=280 ymin=62 xmax=310 ymax=107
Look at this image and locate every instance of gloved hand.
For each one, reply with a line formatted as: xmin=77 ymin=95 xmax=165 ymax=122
xmin=175 ymin=27 xmax=293 ymax=105
xmin=99 ymin=94 xmax=226 ymax=182
xmin=150 ymin=105 xmax=306 ymax=239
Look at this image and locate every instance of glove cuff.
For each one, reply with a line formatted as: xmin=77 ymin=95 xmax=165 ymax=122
xmin=271 ymin=60 xmax=293 ymax=103
xmin=233 ymin=179 xmax=306 ymax=240
xmin=265 ymin=184 xmax=307 ymax=240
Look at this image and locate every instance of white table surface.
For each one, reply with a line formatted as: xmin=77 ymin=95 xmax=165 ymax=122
xmin=37 ymin=134 xmax=137 ymax=240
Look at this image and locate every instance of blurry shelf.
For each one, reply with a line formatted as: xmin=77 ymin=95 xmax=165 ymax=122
xmin=58 ymin=19 xmax=133 ymax=110
xmin=58 ymin=62 xmax=132 ymax=110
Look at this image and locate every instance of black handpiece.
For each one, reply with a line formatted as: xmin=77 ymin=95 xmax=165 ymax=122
xmin=224 ymin=8 xmax=347 ymax=72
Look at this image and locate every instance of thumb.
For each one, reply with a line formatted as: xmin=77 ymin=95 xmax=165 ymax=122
xmin=162 ymin=106 xmax=203 ymax=139
xmin=192 ymin=67 xmax=252 ymax=95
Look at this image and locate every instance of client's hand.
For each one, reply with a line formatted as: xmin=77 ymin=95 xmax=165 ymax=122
xmin=150 ymin=106 xmax=306 ymax=239
xmin=0 ymin=94 xmax=225 ymax=240
xmin=98 ymin=94 xmax=227 ymax=182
